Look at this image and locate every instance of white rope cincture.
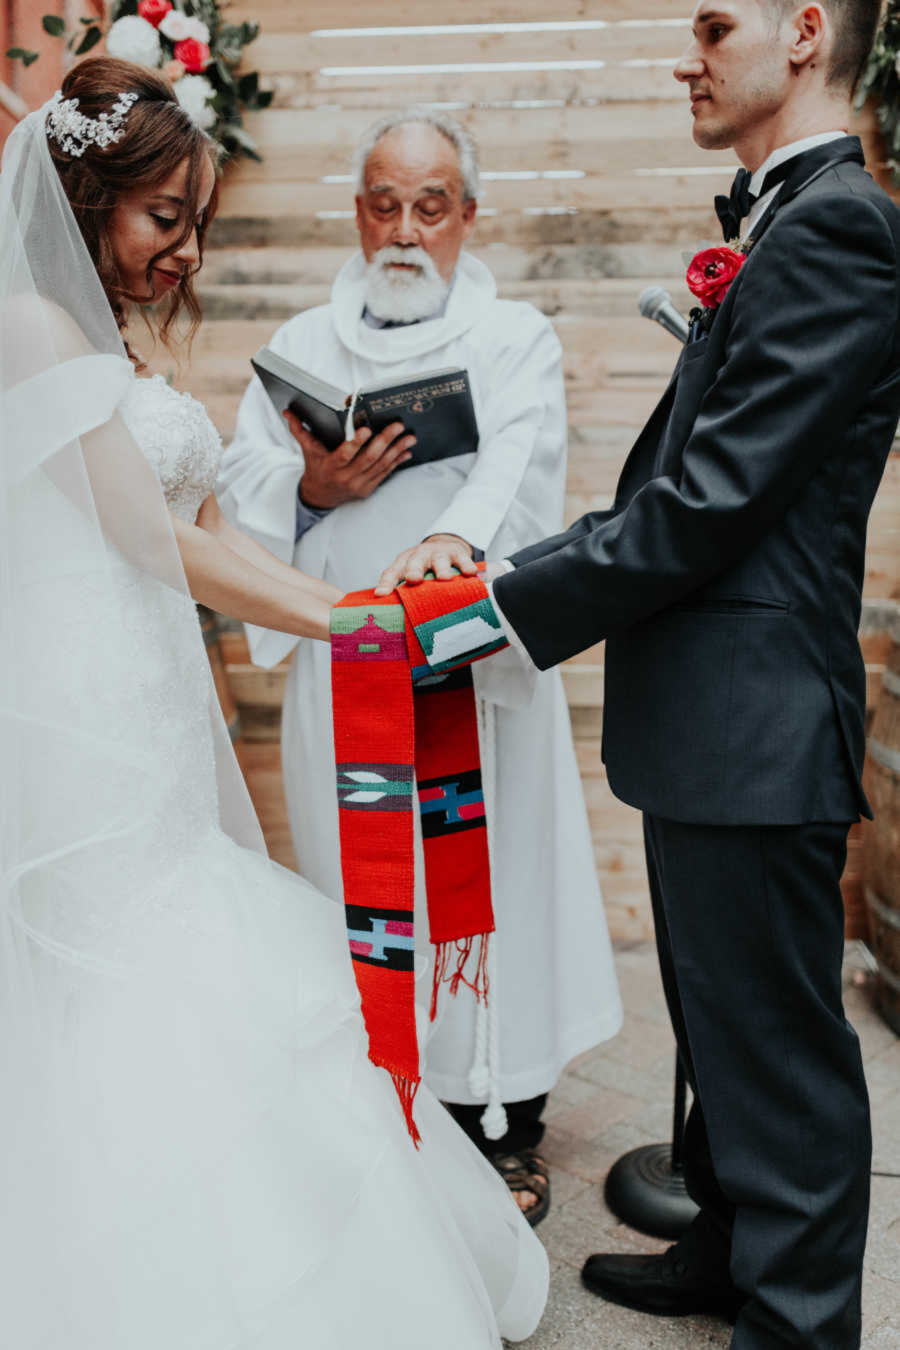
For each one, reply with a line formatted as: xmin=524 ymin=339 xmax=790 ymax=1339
xmin=468 ymin=998 xmax=490 ymax=1097
xmin=471 ymin=694 xmax=507 ymax=1141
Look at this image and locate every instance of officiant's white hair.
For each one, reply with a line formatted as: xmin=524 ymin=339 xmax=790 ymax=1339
xmin=353 ymin=108 xmax=480 ymax=202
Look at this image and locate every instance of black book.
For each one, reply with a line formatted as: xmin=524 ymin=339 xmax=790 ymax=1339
xmin=250 ymin=346 xmax=479 ymax=468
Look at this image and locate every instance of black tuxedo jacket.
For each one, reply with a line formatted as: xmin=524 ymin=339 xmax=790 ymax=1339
xmin=495 ymin=139 xmax=900 ymax=825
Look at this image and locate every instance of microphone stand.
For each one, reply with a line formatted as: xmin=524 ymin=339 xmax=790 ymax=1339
xmin=604 ymin=1050 xmax=699 ymax=1239
xmin=604 ymin=292 xmax=699 ymax=1240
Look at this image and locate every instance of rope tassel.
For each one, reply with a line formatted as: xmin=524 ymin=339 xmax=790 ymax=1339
xmin=475 ymin=697 xmax=507 ymax=1140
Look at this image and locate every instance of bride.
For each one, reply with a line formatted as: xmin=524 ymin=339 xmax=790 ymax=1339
xmin=0 ymin=57 xmax=548 ymax=1348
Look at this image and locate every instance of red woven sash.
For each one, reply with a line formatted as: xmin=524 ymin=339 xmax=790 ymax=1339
xmin=330 ymin=573 xmax=509 ymax=1142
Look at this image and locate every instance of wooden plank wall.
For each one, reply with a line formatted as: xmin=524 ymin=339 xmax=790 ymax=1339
xmin=148 ymin=1 xmax=899 ymax=939
xmin=0 ymin=1 xmax=68 ymax=142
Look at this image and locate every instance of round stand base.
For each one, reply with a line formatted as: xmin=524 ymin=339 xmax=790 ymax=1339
xmin=604 ymin=1143 xmax=699 ymax=1240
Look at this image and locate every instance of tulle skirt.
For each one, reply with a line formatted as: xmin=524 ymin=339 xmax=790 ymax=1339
xmin=0 ymin=827 xmax=548 ymax=1349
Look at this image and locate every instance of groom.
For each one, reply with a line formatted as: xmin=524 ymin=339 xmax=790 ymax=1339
xmin=376 ymin=0 xmax=898 ymax=1345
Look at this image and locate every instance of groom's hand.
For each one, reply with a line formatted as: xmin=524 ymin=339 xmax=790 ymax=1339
xmin=284 ymin=411 xmax=415 ymax=509
xmin=374 ymin=534 xmax=477 ymax=595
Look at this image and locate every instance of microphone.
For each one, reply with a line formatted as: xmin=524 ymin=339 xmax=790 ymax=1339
xmin=638 ymin=286 xmax=690 ymax=345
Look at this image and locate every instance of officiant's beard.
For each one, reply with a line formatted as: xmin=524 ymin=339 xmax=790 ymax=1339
xmin=364 ymin=246 xmax=450 ymax=323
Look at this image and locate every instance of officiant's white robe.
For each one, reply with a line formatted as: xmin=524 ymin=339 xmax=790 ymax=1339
xmin=217 ymin=251 xmax=622 ymax=1105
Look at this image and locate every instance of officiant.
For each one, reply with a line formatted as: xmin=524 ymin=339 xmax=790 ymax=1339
xmin=217 ymin=109 xmax=622 ymax=1221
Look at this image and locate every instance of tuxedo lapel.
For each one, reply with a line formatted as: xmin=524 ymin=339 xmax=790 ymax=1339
xmin=650 ymin=139 xmax=866 ymax=480
xmin=747 ymin=136 xmax=864 ymax=248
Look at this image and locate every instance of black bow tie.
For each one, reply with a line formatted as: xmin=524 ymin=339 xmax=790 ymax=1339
xmin=714 ymin=152 xmax=828 ymax=242
xmin=714 ymin=168 xmax=756 ymax=242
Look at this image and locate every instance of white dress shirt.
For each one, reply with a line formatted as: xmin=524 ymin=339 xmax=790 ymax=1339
xmin=744 ymin=130 xmax=847 ymax=237
xmin=488 ymin=564 xmax=530 ymax=661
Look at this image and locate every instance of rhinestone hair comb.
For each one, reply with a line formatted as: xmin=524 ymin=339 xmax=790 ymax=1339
xmin=45 ymin=89 xmax=139 ymax=158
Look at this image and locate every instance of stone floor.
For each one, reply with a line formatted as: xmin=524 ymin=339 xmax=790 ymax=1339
xmin=515 ymin=940 xmax=900 ymax=1349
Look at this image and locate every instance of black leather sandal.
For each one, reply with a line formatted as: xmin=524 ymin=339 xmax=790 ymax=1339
xmin=491 ymin=1149 xmax=550 ymax=1228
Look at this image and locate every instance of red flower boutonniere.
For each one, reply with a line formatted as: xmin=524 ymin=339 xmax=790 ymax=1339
xmin=686 ymin=246 xmax=746 ymax=309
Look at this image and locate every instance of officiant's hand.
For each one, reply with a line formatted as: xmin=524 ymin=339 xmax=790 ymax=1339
xmin=373 ymin=535 xmax=478 ymax=595
xmin=284 ymin=411 xmax=415 ymax=509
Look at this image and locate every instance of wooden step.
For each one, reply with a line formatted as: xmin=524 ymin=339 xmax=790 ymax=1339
xmin=196 ymin=273 xmax=695 ymax=321
xmin=215 ymin=171 xmax=736 ymax=221
xmin=230 ymin=120 xmax=735 ymax=184
xmin=206 ymin=207 xmax=718 ymax=250
xmin=200 ymin=241 xmax=702 ymax=287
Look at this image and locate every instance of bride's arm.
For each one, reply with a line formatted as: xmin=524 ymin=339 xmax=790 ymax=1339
xmin=195 ymin=493 xmax=341 ymax=605
xmin=171 ymin=510 xmax=334 ymax=641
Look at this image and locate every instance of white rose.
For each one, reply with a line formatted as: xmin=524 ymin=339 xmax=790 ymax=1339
xmin=105 ymin=15 xmax=162 ymax=68
xmin=174 ymin=73 xmax=216 ymax=131
xmin=184 ymin=16 xmax=211 ymax=44
xmin=159 ymin=10 xmax=193 ymax=42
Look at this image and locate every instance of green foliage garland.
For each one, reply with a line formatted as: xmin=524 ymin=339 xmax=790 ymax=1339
xmin=6 ymin=1 xmax=272 ymax=163
xmin=856 ymin=0 xmax=900 ymax=186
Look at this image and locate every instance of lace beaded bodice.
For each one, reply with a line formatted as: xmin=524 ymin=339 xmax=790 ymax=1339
xmin=121 ymin=373 xmax=223 ymax=522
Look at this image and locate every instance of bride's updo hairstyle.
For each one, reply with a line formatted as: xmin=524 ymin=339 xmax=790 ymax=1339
xmin=47 ymin=56 xmax=218 ymax=357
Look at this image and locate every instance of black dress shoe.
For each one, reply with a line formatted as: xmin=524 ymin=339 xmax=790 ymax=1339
xmin=580 ymin=1246 xmax=745 ymax=1323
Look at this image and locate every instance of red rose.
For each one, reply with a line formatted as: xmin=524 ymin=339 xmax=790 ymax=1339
xmin=686 ymin=246 xmax=746 ymax=308
xmin=173 ymin=37 xmax=211 ymax=73
xmin=137 ymin=0 xmax=173 ymax=27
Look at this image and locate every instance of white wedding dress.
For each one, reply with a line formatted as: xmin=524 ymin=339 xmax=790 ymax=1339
xmin=0 ymin=368 xmax=547 ymax=1349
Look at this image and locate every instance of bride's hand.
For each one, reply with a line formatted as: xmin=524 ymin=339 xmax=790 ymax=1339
xmin=173 ymin=495 xmax=343 ymax=642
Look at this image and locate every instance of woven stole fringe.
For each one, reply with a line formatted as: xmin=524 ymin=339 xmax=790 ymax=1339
xmin=331 ymin=581 xmax=497 ymax=1145
xmin=391 ymin=1073 xmax=423 ymax=1149
xmin=430 ymin=933 xmax=491 ymax=1023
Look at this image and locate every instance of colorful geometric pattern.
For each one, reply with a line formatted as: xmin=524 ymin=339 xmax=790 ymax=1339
xmin=418 ymin=768 xmax=486 ymax=838
xmin=345 ymin=904 xmax=415 ymax=970
xmin=409 ymin=596 xmax=507 ymax=673
xmin=330 ymin=571 xmax=504 ymax=1144
xmin=331 ymin=605 xmax=407 ymax=663
xmin=336 ymin=762 xmax=414 ymax=812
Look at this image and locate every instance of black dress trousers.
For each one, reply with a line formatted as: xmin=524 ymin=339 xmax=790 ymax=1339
xmin=642 ymin=814 xmax=871 ymax=1349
